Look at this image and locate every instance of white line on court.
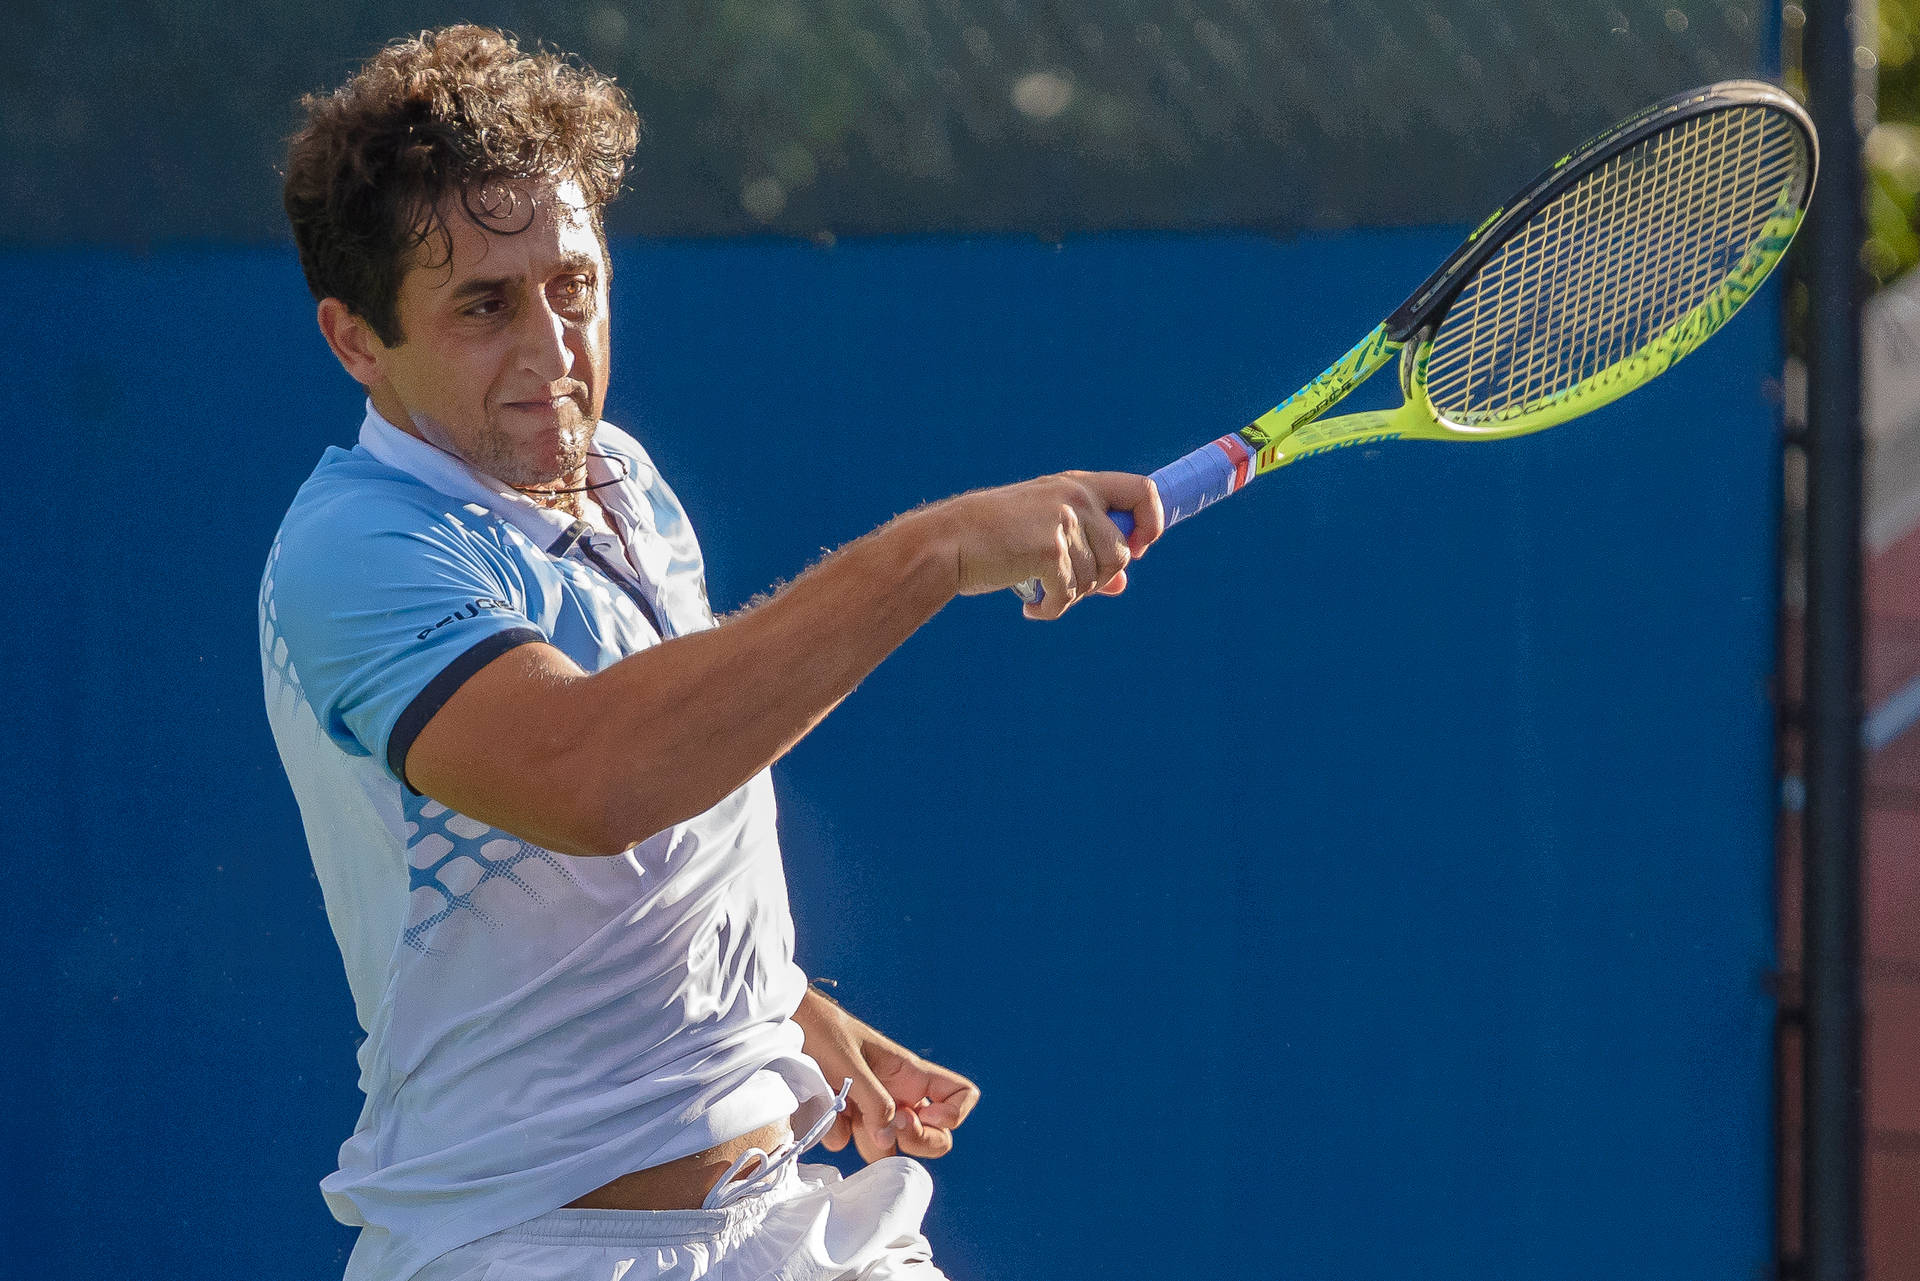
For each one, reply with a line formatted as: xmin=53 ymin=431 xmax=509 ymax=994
xmin=1865 ymin=670 xmax=1920 ymax=753
xmin=1777 ymin=675 xmax=1920 ymax=812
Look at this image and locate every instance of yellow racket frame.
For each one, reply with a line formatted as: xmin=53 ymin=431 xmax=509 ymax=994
xmin=1237 ymin=198 xmax=1807 ymax=475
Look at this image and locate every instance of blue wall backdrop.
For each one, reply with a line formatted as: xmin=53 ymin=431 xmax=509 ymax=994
xmin=0 ymin=230 xmax=1780 ymax=1279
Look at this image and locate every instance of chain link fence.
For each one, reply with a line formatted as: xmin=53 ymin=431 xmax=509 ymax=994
xmin=3 ymin=1 xmax=1767 ymax=243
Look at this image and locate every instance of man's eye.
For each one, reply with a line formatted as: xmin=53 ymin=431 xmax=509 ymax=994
xmin=553 ymin=278 xmax=594 ymax=309
xmin=465 ymin=298 xmax=506 ymax=317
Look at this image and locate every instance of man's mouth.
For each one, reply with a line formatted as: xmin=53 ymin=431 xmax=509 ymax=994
xmin=502 ymin=384 xmax=588 ymax=414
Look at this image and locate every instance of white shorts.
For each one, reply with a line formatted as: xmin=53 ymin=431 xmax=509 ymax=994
xmin=410 ymin=1158 xmax=945 ymax=1281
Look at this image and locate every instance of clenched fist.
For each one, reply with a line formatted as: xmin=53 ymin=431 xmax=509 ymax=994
xmin=919 ymin=471 xmax=1164 ymax=619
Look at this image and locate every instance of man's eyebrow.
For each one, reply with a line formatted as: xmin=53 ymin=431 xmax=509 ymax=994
xmin=447 ymin=275 xmax=514 ymax=303
xmin=445 ymin=256 xmax=598 ymax=302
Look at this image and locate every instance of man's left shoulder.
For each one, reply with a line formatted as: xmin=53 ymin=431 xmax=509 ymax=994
xmin=600 ymin=421 xmax=696 ymax=538
xmin=594 ymin=420 xmax=658 ymax=478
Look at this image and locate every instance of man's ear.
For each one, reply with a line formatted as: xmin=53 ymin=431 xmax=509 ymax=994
xmin=316 ymin=298 xmax=390 ymax=388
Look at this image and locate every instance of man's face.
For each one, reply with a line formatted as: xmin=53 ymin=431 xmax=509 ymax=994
xmin=369 ymin=179 xmax=611 ymax=488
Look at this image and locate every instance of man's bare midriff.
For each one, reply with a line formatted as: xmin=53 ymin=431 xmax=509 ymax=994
xmin=564 ymin=1119 xmax=794 ymax=1211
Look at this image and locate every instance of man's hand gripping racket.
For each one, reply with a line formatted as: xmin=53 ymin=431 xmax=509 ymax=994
xmin=1014 ymin=80 xmax=1817 ymax=606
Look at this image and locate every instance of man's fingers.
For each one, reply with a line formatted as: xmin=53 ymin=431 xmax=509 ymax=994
xmin=845 ymin=1068 xmax=896 ymax=1133
xmin=1054 ymin=478 xmax=1131 ymax=585
xmin=890 ymin=1106 xmax=927 ymax=1144
xmin=894 ymin=1122 xmax=954 ymax=1159
xmin=820 ymin=1113 xmax=851 ymax=1152
xmin=850 ymin=1089 xmax=901 ymax=1163
xmin=962 ymin=469 xmax=1159 ymax=612
xmin=1062 ymin=473 xmax=1149 ymax=601
xmin=850 ymin=1063 xmax=911 ymax=1163
xmin=1083 ymin=508 xmax=1131 ymax=589
xmin=915 ymin=1077 xmax=981 ymax=1130
xmin=863 ymin=1105 xmax=953 ymax=1160
xmin=852 ymin=1120 xmax=897 ymax=1164
xmin=1076 ymin=469 xmax=1166 ymax=556
xmin=860 ymin=1053 xmax=978 ymax=1159
xmin=1065 ymin=520 xmax=1099 ymax=602
xmin=1026 ymin=531 xmax=1075 ymax=621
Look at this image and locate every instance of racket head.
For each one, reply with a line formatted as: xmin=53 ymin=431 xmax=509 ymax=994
xmin=1381 ymin=80 xmax=1816 ymax=441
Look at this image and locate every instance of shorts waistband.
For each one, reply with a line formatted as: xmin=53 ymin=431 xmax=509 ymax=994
xmin=495 ymin=1164 xmax=802 ymax=1248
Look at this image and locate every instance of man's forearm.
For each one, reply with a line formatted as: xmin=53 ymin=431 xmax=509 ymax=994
xmin=405 ymin=470 xmax=1156 ymax=854
xmin=574 ymin=506 xmax=958 ymax=850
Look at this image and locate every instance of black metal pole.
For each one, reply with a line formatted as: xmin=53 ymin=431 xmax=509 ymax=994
xmin=1800 ymin=3 xmax=1866 ymax=1279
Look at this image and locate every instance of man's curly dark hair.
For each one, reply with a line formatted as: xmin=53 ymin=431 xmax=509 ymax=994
xmin=283 ymin=25 xmax=640 ymax=346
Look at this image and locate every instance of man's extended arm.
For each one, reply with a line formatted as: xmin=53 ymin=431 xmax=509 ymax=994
xmin=406 ymin=471 xmax=1163 ymax=856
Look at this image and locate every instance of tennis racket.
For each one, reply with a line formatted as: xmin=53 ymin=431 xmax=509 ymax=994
xmin=1015 ymin=79 xmax=1817 ymax=604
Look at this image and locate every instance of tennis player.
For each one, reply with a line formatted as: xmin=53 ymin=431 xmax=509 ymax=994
xmin=260 ymin=25 xmax=1160 ymax=1281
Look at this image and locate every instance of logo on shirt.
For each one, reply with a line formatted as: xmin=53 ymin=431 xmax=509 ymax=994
xmin=416 ymin=598 xmax=512 ymax=640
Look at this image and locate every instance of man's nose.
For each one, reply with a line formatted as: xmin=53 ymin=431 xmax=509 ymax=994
xmin=518 ymin=298 xmax=575 ymax=382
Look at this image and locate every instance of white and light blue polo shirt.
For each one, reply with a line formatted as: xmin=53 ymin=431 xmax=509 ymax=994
xmin=259 ymin=405 xmax=831 ymax=1281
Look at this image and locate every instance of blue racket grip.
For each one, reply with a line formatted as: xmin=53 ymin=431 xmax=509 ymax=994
xmin=1012 ymin=440 xmax=1238 ymax=605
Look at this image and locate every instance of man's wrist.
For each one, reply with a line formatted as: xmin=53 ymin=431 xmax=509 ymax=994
xmin=794 ymin=980 xmax=840 ymax=1025
xmin=881 ymin=500 xmax=965 ymax=602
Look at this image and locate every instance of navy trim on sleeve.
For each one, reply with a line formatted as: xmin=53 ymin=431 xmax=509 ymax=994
xmin=388 ymin=626 xmax=547 ymax=790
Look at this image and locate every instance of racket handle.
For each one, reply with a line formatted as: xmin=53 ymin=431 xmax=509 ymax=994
xmin=1011 ymin=437 xmax=1241 ymax=605
xmin=1150 ymin=437 xmax=1241 ymax=526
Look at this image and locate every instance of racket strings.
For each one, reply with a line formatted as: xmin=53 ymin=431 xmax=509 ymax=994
xmin=1425 ymin=105 xmax=1806 ymax=424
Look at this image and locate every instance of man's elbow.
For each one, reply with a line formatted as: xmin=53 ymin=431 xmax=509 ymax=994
xmin=533 ymin=745 xmax=731 ymax=857
xmin=537 ymin=792 xmax=645 ymax=859
xmin=561 ymin=767 xmax=683 ymax=858
xmin=463 ymin=756 xmax=669 ymax=858
xmin=543 ymin=823 xmax=639 ymax=860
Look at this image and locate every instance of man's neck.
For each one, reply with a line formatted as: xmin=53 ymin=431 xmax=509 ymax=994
xmin=525 ymin=478 xmax=620 ymax=539
xmin=365 ymin=392 xmax=606 ymax=530
xmin=520 ymin=481 xmax=587 ymax=523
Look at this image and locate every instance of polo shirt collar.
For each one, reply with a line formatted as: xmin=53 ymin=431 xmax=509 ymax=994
xmin=356 ymin=402 xmax=645 ymax=555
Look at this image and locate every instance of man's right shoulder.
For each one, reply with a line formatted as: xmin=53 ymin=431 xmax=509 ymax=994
xmin=275 ymin=445 xmax=450 ymax=544
xmin=265 ymin=445 xmax=518 ymax=610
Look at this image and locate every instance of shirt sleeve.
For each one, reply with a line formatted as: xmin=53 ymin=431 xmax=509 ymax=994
xmin=265 ymin=498 xmax=547 ymax=789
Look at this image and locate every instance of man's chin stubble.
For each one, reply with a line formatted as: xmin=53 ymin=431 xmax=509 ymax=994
xmin=481 ymin=414 xmax=595 ymax=488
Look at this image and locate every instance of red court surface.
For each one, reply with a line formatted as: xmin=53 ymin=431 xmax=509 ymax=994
xmin=1865 ymin=524 xmax=1920 ymax=1280
xmin=1779 ymin=519 xmax=1920 ymax=1278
